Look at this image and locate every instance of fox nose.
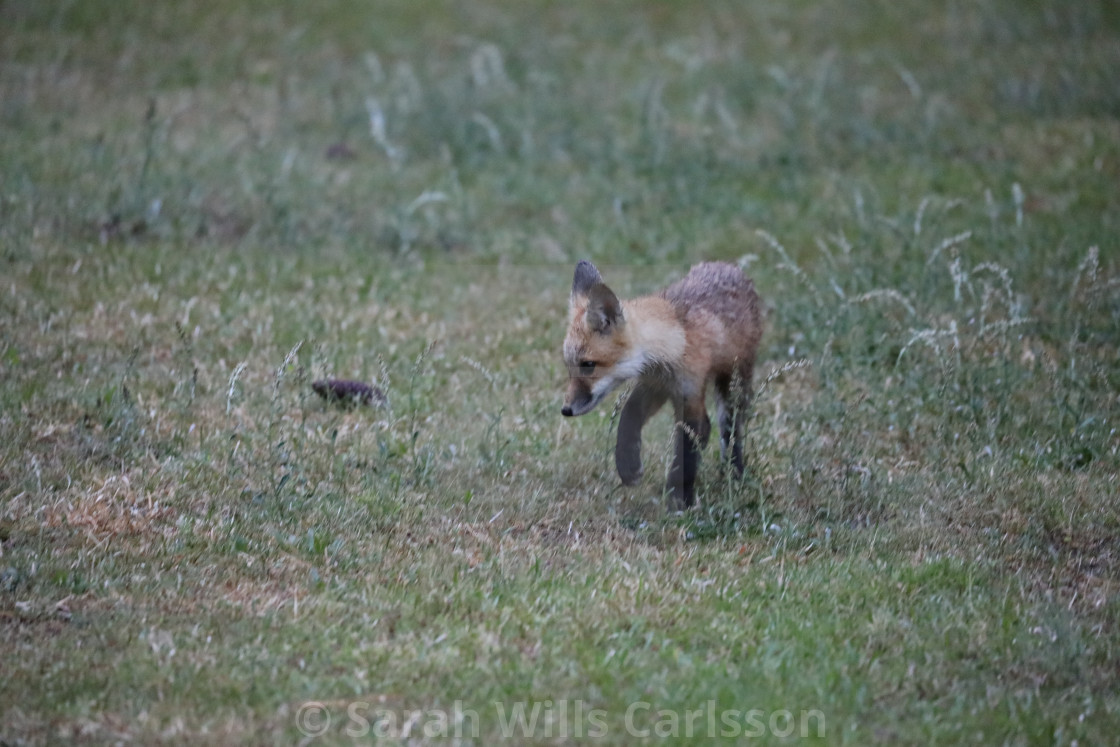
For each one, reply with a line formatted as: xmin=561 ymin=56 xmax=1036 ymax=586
xmin=561 ymin=405 xmax=573 ymax=417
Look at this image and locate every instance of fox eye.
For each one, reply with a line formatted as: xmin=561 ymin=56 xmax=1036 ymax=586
xmin=578 ymin=360 xmax=596 ymax=374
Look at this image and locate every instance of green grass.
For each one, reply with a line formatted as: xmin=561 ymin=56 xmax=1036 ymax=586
xmin=2 ymin=0 xmax=1119 ymax=744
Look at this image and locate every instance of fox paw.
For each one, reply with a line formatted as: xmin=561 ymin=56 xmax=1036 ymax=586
xmin=665 ymin=489 xmax=692 ymax=512
xmin=616 ymin=444 xmax=644 ymax=486
xmin=617 ymin=460 xmax=643 ymax=485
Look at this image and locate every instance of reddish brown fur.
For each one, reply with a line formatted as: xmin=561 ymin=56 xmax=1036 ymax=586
xmin=562 ymin=261 xmax=762 ymax=508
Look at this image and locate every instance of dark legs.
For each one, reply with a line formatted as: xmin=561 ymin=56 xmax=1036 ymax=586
xmin=716 ymin=398 xmax=745 ymax=475
xmin=665 ymin=409 xmax=710 ymax=509
xmin=714 ymin=360 xmax=755 ymax=477
xmin=615 ymin=384 xmax=668 ymax=485
xmin=616 ymin=360 xmax=754 ymax=510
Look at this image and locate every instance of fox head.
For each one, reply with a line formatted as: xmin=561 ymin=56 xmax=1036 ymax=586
xmin=561 ymin=261 xmax=638 ymax=417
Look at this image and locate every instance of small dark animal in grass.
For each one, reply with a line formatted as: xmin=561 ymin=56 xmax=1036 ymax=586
xmin=325 ymin=142 xmax=357 ymax=161
xmin=311 ymin=379 xmax=386 ymax=408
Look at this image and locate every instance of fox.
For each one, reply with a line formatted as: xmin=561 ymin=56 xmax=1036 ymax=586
xmin=561 ymin=260 xmax=762 ymax=508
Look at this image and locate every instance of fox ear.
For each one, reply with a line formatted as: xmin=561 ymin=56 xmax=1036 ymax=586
xmin=571 ymin=260 xmax=603 ymax=298
xmin=586 ymin=282 xmax=624 ymax=333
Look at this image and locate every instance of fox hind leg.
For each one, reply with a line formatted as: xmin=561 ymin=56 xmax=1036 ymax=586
xmin=716 ymin=397 xmax=741 ymax=472
xmin=715 ymin=360 xmax=755 ymax=475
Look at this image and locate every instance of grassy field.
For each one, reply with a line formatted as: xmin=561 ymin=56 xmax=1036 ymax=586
xmin=2 ymin=0 xmax=1119 ymax=744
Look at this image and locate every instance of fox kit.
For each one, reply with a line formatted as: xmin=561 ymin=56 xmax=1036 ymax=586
xmin=561 ymin=260 xmax=762 ymax=508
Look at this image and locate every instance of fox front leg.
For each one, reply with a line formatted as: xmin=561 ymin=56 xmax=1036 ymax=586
xmin=615 ymin=384 xmax=668 ymax=485
xmin=665 ymin=409 xmax=711 ymax=510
